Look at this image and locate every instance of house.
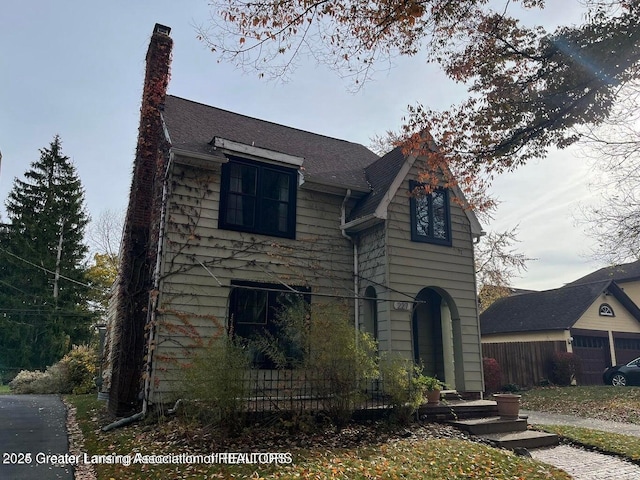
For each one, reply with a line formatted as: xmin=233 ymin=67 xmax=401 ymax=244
xmin=105 ymin=24 xmax=485 ymax=416
xmin=566 ymin=260 xmax=640 ymax=300
xmin=481 ymin=267 xmax=640 ymax=386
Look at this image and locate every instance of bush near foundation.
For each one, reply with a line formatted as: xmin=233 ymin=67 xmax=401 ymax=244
xmin=482 ymin=357 xmax=502 ymax=394
xmin=551 ymin=351 xmax=582 ymax=386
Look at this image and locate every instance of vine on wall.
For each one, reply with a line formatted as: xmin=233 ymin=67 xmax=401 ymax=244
xmin=146 ymin=163 xmax=358 ymax=396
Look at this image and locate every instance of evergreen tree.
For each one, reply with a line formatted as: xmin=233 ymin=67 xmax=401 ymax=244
xmin=0 ymin=136 xmax=91 ymax=373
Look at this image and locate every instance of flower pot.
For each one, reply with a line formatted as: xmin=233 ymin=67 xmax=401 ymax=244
xmin=493 ymin=393 xmax=521 ymax=419
xmin=426 ymin=389 xmax=441 ymax=404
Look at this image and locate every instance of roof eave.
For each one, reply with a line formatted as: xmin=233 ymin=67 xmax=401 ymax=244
xmin=300 ymin=177 xmax=370 ymax=197
xmin=342 ymin=213 xmax=385 ymax=233
xmin=608 ymin=281 xmax=640 ymax=322
xmin=212 ymin=137 xmax=305 ymax=167
xmin=170 ymin=147 xmax=228 ymax=168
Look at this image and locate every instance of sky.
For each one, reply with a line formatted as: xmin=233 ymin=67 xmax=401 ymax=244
xmin=0 ymin=0 xmax=609 ymax=291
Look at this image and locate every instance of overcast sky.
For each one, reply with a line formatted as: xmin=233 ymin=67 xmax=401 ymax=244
xmin=1 ymin=0 xmax=608 ymax=291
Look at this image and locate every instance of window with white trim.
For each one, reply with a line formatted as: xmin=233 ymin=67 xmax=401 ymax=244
xmin=599 ymin=303 xmax=615 ymax=317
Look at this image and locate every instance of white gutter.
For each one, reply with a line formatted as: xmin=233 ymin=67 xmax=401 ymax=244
xmin=340 ymin=189 xmax=359 ymax=345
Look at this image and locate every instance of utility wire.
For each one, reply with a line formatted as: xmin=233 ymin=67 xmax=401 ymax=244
xmin=0 ymin=246 xmax=106 ymax=292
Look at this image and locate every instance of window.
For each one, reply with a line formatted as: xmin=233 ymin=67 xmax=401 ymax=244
xmin=409 ymin=181 xmax=451 ymax=245
xmin=228 ymin=281 xmax=310 ymax=368
xmin=219 ymin=156 xmax=297 ymax=238
xmin=599 ymin=303 xmax=615 ymax=317
xmin=362 ymin=286 xmax=378 ymax=341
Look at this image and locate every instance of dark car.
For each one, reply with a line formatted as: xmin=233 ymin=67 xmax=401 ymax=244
xmin=603 ymin=357 xmax=640 ymax=386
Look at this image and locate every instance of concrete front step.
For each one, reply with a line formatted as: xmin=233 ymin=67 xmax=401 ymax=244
xmin=449 ymin=416 xmax=528 ymax=435
xmin=418 ymin=400 xmax=498 ymax=421
xmin=480 ymin=430 xmax=559 ymax=450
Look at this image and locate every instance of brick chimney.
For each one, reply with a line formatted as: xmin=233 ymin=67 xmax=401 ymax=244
xmin=109 ymin=24 xmax=172 ymax=416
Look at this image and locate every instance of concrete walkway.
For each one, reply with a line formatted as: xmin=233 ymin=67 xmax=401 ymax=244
xmin=0 ymin=395 xmax=73 ymax=480
xmin=523 ymin=410 xmax=640 ymax=480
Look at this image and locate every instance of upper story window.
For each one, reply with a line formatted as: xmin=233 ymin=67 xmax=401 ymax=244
xmin=599 ymin=303 xmax=615 ymax=317
xmin=409 ymin=181 xmax=452 ymax=246
xmin=219 ymin=156 xmax=297 ymax=239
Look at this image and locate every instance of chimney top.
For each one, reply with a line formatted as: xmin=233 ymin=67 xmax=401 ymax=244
xmin=154 ymin=23 xmax=171 ymax=36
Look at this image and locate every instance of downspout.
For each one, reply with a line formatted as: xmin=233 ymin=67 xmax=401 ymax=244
xmin=340 ymin=189 xmax=359 ymax=344
xmin=471 ymin=231 xmax=484 ymax=399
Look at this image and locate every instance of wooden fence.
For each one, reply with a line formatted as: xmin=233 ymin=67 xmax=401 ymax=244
xmin=482 ymin=341 xmax=567 ymax=388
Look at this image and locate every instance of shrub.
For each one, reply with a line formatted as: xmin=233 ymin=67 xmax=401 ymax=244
xmin=379 ymin=354 xmax=426 ymax=424
xmin=501 ymin=383 xmax=521 ymax=392
xmin=8 ymin=345 xmax=97 ymax=394
xmin=482 ymin=357 xmax=502 ymax=394
xmin=181 ymin=337 xmax=251 ymax=433
xmin=551 ymin=351 xmax=582 ymax=386
xmin=254 ymin=299 xmax=379 ymax=430
xmin=9 ymin=370 xmax=48 ymax=393
xmin=303 ymin=302 xmax=378 ymax=430
xmin=61 ymin=345 xmax=98 ymax=394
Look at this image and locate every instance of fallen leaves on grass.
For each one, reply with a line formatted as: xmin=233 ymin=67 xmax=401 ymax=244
xmin=265 ymin=439 xmax=571 ymax=479
xmin=521 ymin=386 xmax=640 ymax=424
xmin=64 ymin=399 xmax=97 ymax=480
xmin=66 ymin=395 xmax=571 ymax=480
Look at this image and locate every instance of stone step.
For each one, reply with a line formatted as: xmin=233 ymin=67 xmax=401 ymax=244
xmin=418 ymin=400 xmax=497 ymax=421
xmin=480 ymin=430 xmax=559 ymax=450
xmin=449 ymin=416 xmax=528 ymax=435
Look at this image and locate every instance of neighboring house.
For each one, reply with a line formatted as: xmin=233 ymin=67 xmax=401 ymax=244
xmin=106 ymin=24 xmax=485 ymax=416
xmin=481 ymin=272 xmax=640 ymax=386
xmin=565 ymin=260 xmax=640 ymax=302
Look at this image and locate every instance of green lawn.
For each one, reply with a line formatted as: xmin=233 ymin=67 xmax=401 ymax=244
xmin=0 ymin=385 xmax=11 ymax=394
xmin=65 ymin=395 xmax=571 ymax=480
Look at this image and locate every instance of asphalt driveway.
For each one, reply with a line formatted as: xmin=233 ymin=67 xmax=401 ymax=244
xmin=0 ymin=394 xmax=73 ymax=479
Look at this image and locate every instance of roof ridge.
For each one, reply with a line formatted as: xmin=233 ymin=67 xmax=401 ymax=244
xmin=560 ymin=279 xmax=613 ymax=288
xmin=166 ymin=94 xmax=378 ymax=154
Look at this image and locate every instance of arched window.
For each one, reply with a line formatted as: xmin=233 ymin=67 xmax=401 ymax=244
xmin=599 ymin=303 xmax=615 ymax=317
xmin=363 ymin=286 xmax=378 ymax=340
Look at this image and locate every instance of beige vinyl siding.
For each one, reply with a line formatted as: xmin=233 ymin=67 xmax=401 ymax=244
xmin=384 ymin=161 xmax=483 ymax=392
xmin=482 ymin=331 xmax=568 ymax=343
xmin=357 ymin=223 xmax=389 ymax=348
xmin=150 ymin=162 xmax=355 ymax=400
xmin=574 ymin=296 xmax=640 ymax=333
xmin=619 ymin=280 xmax=640 ymax=306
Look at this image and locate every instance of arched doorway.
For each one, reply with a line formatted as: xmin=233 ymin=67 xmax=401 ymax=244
xmin=412 ymin=287 xmax=463 ymax=389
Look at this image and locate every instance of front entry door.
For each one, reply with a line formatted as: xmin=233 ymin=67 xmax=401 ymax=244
xmin=412 ymin=289 xmax=445 ymax=379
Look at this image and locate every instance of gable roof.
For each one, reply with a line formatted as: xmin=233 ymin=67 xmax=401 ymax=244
xmin=565 ymin=260 xmax=640 ymax=287
xmin=162 ymin=95 xmax=484 ymax=237
xmin=348 ymin=146 xmax=406 ymax=222
xmin=480 ymin=280 xmax=640 ymax=335
xmin=162 ymin=95 xmax=379 ymax=191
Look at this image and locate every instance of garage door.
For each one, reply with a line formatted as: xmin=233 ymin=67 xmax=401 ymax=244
xmin=572 ymin=335 xmax=609 ymax=385
xmin=614 ymin=337 xmax=640 ymax=365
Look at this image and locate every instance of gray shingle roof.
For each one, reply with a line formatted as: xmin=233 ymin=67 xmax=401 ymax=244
xmin=565 ymin=260 xmax=640 ymax=286
xmin=348 ymin=146 xmax=406 ymax=221
xmin=480 ymin=280 xmax=614 ymax=335
xmin=162 ymin=95 xmax=380 ymax=191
